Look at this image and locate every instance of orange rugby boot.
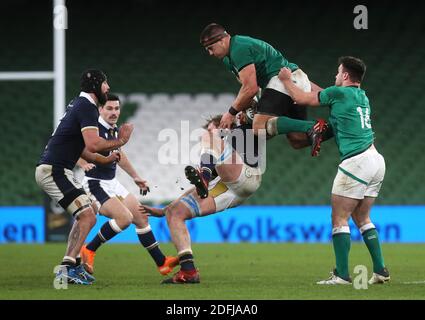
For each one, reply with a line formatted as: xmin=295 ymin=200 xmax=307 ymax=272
xmin=158 ymin=256 xmax=179 ymax=276
xmin=80 ymin=244 xmax=96 ymax=275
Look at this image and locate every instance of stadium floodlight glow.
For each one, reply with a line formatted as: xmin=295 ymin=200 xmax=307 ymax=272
xmin=0 ymin=0 xmax=66 ymax=128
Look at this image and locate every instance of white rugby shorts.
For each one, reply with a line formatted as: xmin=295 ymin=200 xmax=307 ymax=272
xmin=82 ymin=176 xmax=130 ymax=209
xmin=209 ymin=163 xmax=262 ymax=213
xmin=35 ymin=164 xmax=91 ymax=217
xmin=266 ymin=69 xmax=312 ymax=95
xmin=332 ymin=146 xmax=385 ymax=199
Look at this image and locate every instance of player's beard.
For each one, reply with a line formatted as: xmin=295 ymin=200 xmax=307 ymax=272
xmin=97 ymin=91 xmax=108 ymax=105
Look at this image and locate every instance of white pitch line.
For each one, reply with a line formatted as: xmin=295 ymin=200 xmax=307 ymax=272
xmin=402 ymin=280 xmax=425 ymax=284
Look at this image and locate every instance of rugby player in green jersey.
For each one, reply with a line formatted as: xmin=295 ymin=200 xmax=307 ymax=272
xmin=273 ymin=56 xmax=389 ymax=285
xmin=200 ymin=23 xmax=326 ymax=155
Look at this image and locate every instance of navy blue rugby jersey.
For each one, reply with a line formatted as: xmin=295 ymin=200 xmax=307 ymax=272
xmin=85 ymin=116 xmax=118 ymax=180
xmin=38 ymin=93 xmax=99 ymax=170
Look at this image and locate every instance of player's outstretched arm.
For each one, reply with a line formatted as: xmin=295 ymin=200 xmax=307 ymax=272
xmin=310 ymin=80 xmax=323 ymax=92
xmin=118 ymin=151 xmax=150 ymax=195
xmin=139 ymin=204 xmax=164 ymax=218
xmin=279 ymin=68 xmax=320 ymax=107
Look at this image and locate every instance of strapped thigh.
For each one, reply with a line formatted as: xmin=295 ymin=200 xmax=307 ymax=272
xmin=49 ymin=166 xmax=91 ymax=217
xmin=179 ymin=193 xmax=202 ymax=218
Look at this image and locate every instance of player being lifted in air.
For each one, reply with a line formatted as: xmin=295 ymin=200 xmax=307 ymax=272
xmin=142 ymin=107 xmax=263 ymax=284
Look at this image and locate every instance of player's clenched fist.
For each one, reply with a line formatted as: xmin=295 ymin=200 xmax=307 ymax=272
xmin=107 ymin=151 xmax=121 ymax=163
xmin=118 ymin=123 xmax=134 ymax=145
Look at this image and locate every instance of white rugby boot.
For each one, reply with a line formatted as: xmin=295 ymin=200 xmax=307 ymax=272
xmin=368 ymin=267 xmax=390 ymax=284
xmin=317 ymin=269 xmax=352 ymax=285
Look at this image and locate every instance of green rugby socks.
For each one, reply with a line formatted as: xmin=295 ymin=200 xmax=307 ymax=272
xmin=332 ymin=226 xmax=351 ymax=280
xmin=360 ymin=223 xmax=386 ymax=273
xmin=266 ymin=116 xmax=315 ymax=136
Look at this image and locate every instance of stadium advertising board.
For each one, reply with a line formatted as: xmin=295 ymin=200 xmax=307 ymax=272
xmin=0 ymin=207 xmax=45 ymax=243
xmin=90 ymin=206 xmax=425 ymax=244
xmin=1 ymin=206 xmax=424 ymax=243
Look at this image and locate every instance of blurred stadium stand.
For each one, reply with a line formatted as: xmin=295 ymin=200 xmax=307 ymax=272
xmin=114 ymin=93 xmax=235 ymax=203
xmin=1 ymin=0 xmax=424 ymax=205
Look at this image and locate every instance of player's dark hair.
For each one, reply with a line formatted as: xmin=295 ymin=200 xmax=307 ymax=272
xmin=338 ymin=56 xmax=366 ymax=83
xmin=106 ymin=93 xmax=120 ymax=102
xmin=200 ymin=23 xmax=228 ymax=47
xmin=99 ymin=93 xmax=120 ymax=108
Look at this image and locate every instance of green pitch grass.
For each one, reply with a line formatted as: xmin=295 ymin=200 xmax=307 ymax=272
xmin=0 ymin=243 xmax=424 ymax=300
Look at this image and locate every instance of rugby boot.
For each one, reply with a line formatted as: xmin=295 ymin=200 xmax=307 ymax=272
xmin=161 ymin=269 xmax=200 ymax=284
xmin=75 ymin=264 xmax=96 ymax=283
xmin=307 ymin=118 xmax=328 ymax=157
xmin=185 ymin=165 xmax=209 ymax=199
xmin=158 ymin=256 xmax=179 ymax=276
xmin=317 ymin=269 xmax=352 ymax=285
xmin=80 ymin=244 xmax=96 ymax=275
xmin=368 ymin=267 xmax=390 ymax=284
xmin=54 ymin=265 xmax=92 ymax=285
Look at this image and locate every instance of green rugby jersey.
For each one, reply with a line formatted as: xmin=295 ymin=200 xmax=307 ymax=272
xmin=319 ymin=86 xmax=375 ymax=161
xmin=222 ymin=35 xmax=298 ymax=88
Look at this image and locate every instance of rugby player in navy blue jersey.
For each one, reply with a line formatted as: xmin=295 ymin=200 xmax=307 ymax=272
xmin=77 ymin=94 xmax=178 ymax=277
xmin=35 ymin=70 xmax=134 ymax=285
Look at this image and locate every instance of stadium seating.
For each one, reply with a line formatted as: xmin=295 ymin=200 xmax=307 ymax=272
xmin=114 ymin=93 xmax=235 ymax=204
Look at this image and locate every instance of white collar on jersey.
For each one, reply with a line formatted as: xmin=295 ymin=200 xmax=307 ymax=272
xmin=79 ymin=91 xmax=97 ymax=106
xmin=98 ymin=115 xmax=117 ymax=130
